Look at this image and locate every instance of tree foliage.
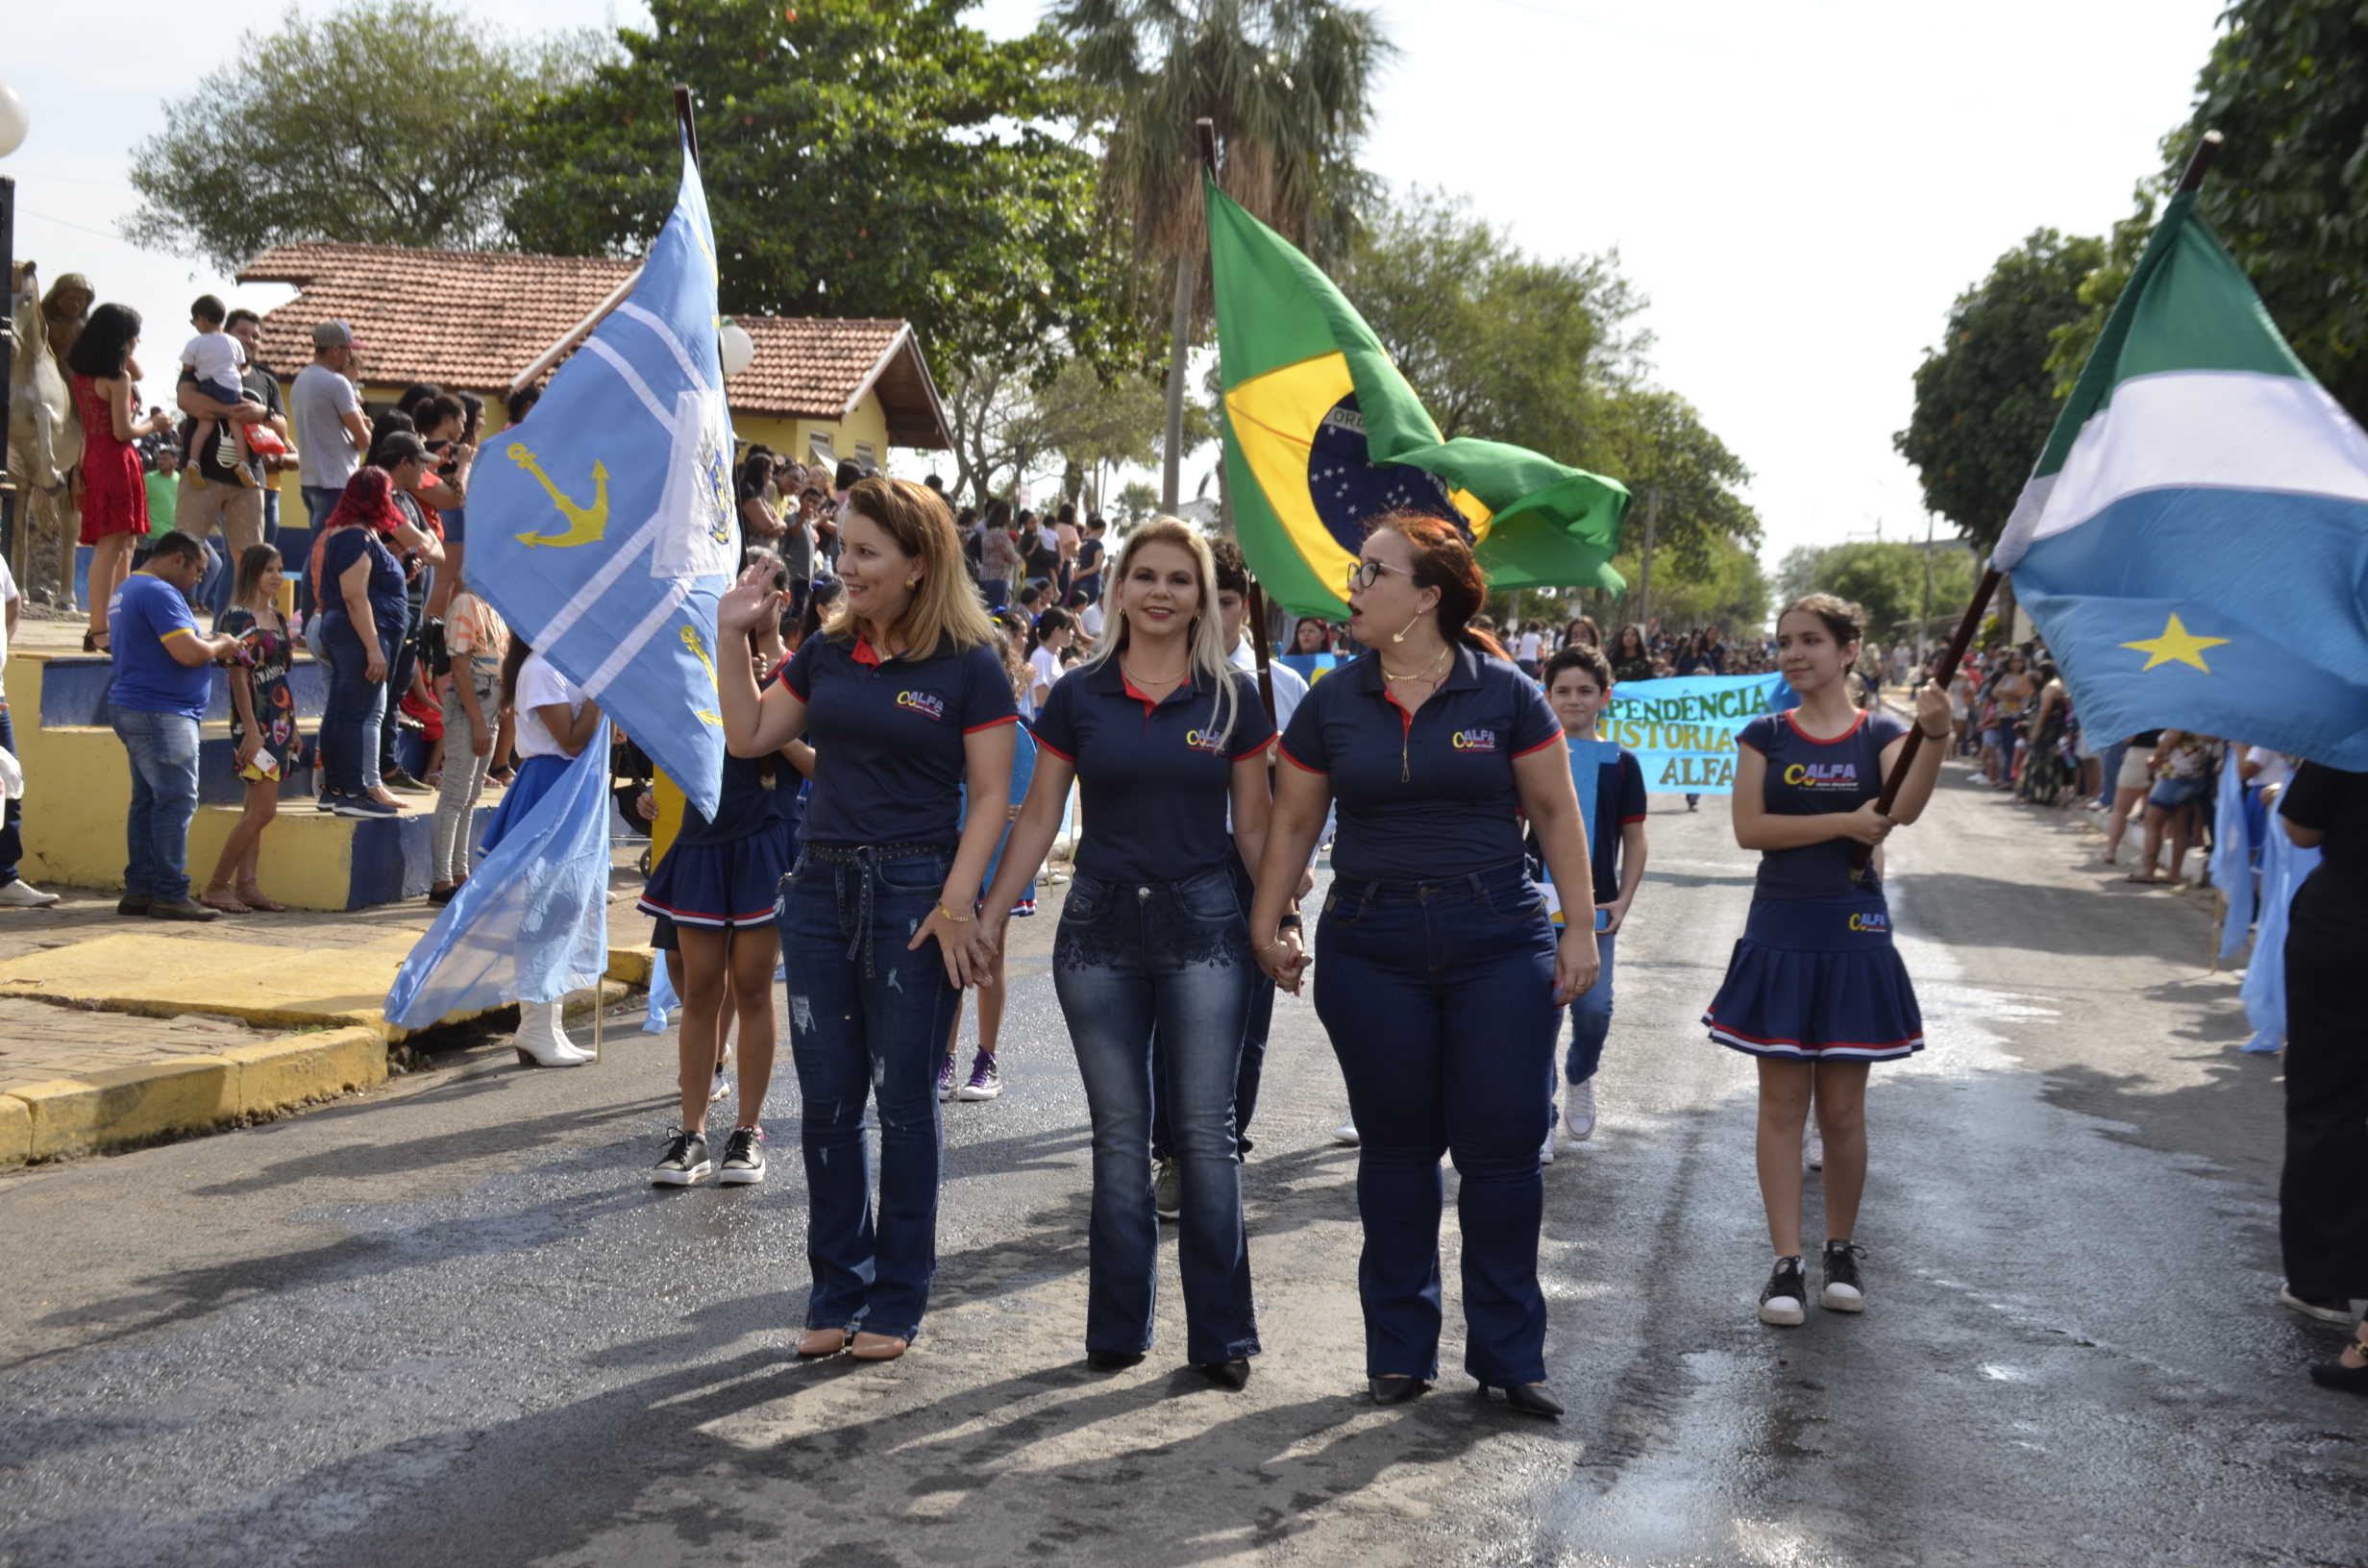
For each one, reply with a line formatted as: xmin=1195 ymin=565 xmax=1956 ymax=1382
xmin=125 ymin=1 xmax=602 ymax=269
xmin=1777 ymin=542 xmax=1978 ymax=642
xmin=941 ymin=355 xmax=1203 ymax=505
xmin=507 ymin=0 xmax=1138 ymax=367
xmin=1893 ymin=229 xmax=2105 ymax=553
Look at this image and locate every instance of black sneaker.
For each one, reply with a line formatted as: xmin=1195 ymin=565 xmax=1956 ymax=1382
xmin=116 ymin=894 xmax=153 ymax=916
xmin=652 ymin=1127 xmax=711 ymax=1187
xmin=1758 ymin=1256 xmax=1808 ymax=1326
xmin=1820 ymin=1239 xmax=1867 ymax=1312
xmin=716 ymin=1125 xmax=767 ymax=1186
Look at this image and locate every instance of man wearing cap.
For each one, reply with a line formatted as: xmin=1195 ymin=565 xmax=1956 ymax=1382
xmin=291 ymin=323 xmax=369 ymax=523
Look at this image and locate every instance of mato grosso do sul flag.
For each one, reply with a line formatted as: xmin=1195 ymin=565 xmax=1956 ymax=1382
xmin=1993 ymin=186 xmax=2368 ymax=768
xmin=468 ymin=134 xmax=742 ymax=820
xmin=1205 ymin=176 xmax=1631 ymax=619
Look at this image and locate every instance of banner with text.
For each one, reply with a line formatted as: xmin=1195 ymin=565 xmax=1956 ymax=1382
xmin=1603 ymin=674 xmax=1788 ymax=795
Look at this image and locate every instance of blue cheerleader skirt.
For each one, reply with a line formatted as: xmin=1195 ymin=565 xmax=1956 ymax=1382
xmin=476 ymin=752 xmax=571 ymax=858
xmin=1703 ymin=896 xmax=1924 ymax=1063
xmin=638 ymin=818 xmax=799 ymax=929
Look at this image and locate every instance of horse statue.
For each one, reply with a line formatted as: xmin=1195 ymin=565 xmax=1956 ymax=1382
xmin=7 ymin=263 xmax=86 ymax=607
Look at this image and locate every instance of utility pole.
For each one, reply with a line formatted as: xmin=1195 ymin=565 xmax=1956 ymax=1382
xmin=1637 ymin=483 xmax=1660 ymax=630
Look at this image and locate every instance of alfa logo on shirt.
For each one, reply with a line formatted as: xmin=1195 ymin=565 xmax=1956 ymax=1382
xmin=1449 ymin=728 xmax=1499 ymax=752
xmin=1183 ymin=727 xmax=1228 ymax=753
xmin=1783 ymin=762 xmax=1860 ymax=788
xmin=897 ymin=690 xmax=946 ymax=722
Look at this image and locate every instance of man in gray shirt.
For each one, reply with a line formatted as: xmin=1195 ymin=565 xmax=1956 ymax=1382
xmin=289 ymin=320 xmax=370 ymax=530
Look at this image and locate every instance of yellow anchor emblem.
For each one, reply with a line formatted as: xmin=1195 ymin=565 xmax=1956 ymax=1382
xmin=508 ymin=443 xmax=609 ymax=548
xmin=678 ymin=625 xmax=725 ymax=728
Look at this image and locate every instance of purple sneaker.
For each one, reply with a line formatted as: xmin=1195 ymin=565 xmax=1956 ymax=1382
xmin=937 ymin=1052 xmax=958 ymax=1102
xmin=956 ymin=1052 xmax=1003 ymax=1101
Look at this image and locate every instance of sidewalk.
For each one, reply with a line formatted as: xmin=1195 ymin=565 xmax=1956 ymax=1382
xmin=0 ymin=885 xmax=649 ymax=1169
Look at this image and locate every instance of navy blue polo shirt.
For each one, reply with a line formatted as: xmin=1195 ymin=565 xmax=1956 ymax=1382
xmin=678 ymin=660 xmax=802 ymax=847
xmin=1281 ymin=645 xmax=1561 ymax=883
xmin=1034 ymin=662 xmax=1274 ymax=883
xmin=784 ymin=631 xmax=1018 ymax=846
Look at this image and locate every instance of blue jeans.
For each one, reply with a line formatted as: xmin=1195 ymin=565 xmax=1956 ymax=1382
xmin=1152 ymin=858 xmax=1274 ymax=1161
xmin=1313 ymin=861 xmax=1560 ymax=1385
xmin=262 ymin=485 xmax=280 ymax=549
xmin=111 ymin=708 xmax=203 ymax=902
xmin=980 ymin=578 xmax=1009 ymax=612
xmin=1054 ymin=870 xmax=1260 ymax=1365
xmin=321 ymin=621 xmax=394 ymax=797
xmin=0 ymin=702 xmax=21 ymax=884
xmin=1564 ymin=931 xmax=1616 ymax=1084
xmin=778 ymin=845 xmax=959 ymax=1342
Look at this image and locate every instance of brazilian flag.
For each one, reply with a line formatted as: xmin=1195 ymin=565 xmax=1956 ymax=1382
xmin=1207 ymin=175 xmax=1631 ymax=619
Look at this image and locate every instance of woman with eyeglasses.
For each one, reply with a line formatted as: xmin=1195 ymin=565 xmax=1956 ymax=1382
xmin=1247 ymin=511 xmax=1598 ymax=1419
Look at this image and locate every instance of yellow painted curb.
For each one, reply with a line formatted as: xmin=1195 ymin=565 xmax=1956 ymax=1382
xmin=10 ymin=1058 xmax=235 ymax=1163
xmin=606 ymin=945 xmax=655 ymax=986
xmin=221 ymin=1025 xmax=387 ymax=1115
xmin=0 ymin=1095 xmax=30 ymax=1168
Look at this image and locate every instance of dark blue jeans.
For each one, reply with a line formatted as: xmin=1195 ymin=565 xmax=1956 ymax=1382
xmin=1054 ymin=870 xmax=1260 ymax=1365
xmin=1564 ymin=931 xmax=1616 ymax=1084
xmin=0 ymin=702 xmax=21 ymax=884
xmin=111 ymin=708 xmax=203 ymax=902
xmin=1313 ymin=861 xmax=1560 ymax=1386
xmin=321 ymin=621 xmax=395 ymax=798
xmin=778 ymin=845 xmax=958 ymax=1342
xmin=1152 ymin=859 xmax=1275 ymax=1161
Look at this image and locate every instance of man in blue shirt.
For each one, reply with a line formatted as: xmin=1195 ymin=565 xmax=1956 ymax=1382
xmin=108 ymin=532 xmax=239 ymax=920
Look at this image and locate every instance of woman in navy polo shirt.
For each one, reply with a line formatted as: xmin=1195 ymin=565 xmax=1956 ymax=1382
xmin=1247 ymin=510 xmax=1599 ymax=1418
xmin=960 ymin=518 xmax=1273 ymax=1388
xmin=1706 ymin=594 xmax=1947 ymax=1329
xmin=717 ymin=477 xmax=1017 ymax=1365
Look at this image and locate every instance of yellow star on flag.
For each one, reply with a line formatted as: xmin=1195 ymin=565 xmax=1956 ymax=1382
xmin=2120 ymin=612 xmax=2231 ymax=673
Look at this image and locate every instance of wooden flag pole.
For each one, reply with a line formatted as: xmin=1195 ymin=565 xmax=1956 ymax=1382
xmin=673 ymin=83 xmax=701 ymax=162
xmin=1850 ymin=129 xmax=2223 ymax=882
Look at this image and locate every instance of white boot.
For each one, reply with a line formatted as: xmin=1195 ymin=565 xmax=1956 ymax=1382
xmin=513 ymin=999 xmax=589 ymax=1067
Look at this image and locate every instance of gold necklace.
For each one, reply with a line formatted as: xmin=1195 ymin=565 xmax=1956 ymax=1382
xmin=1122 ymin=654 xmax=1190 ymax=689
xmin=1380 ymin=643 xmax=1451 ymax=684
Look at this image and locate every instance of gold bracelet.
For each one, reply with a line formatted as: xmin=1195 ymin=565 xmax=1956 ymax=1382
xmin=935 ymin=899 xmax=976 ymax=924
xmin=1254 ymin=934 xmax=1294 ymax=954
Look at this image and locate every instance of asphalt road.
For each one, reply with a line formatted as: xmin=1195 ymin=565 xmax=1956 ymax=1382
xmin=1 ymin=759 xmax=2363 ymax=1566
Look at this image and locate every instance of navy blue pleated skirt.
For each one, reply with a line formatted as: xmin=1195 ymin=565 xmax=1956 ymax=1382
xmin=1703 ymin=895 xmax=1924 ymax=1063
xmin=638 ymin=817 xmax=798 ymax=929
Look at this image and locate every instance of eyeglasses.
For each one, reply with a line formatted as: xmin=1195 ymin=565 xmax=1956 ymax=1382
xmin=1344 ymin=557 xmax=1413 ymax=594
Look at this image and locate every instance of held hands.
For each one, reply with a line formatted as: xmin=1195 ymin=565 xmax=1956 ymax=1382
xmin=1913 ymin=680 xmax=1951 ymax=739
xmin=1552 ymin=923 xmax=1601 ymax=1006
xmin=944 ymin=908 xmax=1006 ymax=990
xmin=718 ymin=560 xmax=786 ymax=637
xmin=1256 ymin=928 xmax=1310 ymax=993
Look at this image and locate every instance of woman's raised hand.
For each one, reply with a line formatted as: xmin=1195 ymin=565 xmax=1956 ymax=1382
xmin=717 ymin=560 xmax=784 ymax=636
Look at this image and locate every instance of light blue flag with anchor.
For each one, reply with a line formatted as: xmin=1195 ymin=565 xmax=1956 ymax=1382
xmin=468 ymin=135 xmax=741 ymax=820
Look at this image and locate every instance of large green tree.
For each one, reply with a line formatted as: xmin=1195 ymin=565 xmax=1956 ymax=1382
xmin=125 ymin=1 xmax=601 ymax=268
xmin=1053 ymin=0 xmax=1392 ymax=509
xmin=507 ymin=0 xmax=1135 ymax=368
xmin=1893 ymin=229 xmax=2105 ymax=554
xmin=1777 ymin=541 xmax=1978 ymax=643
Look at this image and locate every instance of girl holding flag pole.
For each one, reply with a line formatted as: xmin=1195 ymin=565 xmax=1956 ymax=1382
xmin=1705 ymin=594 xmax=1949 ymax=1328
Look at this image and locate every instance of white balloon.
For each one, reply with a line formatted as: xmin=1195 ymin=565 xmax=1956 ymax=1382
xmin=719 ymin=320 xmax=754 ymax=379
xmin=0 ymin=82 xmax=27 ymax=159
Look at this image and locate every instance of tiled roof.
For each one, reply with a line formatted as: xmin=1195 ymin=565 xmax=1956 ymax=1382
xmin=238 ymin=242 xmax=949 ymax=448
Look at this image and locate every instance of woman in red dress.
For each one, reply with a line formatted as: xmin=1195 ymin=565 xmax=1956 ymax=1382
xmin=65 ymin=305 xmax=174 ymax=652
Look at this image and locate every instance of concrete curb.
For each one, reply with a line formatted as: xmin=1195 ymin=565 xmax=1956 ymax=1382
xmin=0 ymin=1024 xmax=386 ymax=1169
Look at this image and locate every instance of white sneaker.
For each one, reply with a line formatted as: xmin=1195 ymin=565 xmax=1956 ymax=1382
xmin=710 ymin=1070 xmax=733 ymax=1105
xmin=1563 ymin=1079 xmax=1597 ymax=1143
xmin=1333 ymin=1117 xmax=1360 ymax=1146
xmin=0 ymin=878 xmax=61 ymax=908
xmin=1540 ymin=1127 xmax=1556 ymax=1164
xmin=1806 ymin=1127 xmax=1824 ymax=1171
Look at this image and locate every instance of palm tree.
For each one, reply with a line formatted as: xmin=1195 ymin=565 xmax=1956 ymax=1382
xmin=1054 ymin=0 xmax=1392 ymax=510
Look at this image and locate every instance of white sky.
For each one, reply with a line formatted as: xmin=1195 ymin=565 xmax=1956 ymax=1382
xmin=8 ymin=0 xmax=2228 ymax=567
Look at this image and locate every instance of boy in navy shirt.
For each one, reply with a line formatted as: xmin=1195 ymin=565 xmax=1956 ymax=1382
xmin=1535 ymin=644 xmax=1647 ymax=1149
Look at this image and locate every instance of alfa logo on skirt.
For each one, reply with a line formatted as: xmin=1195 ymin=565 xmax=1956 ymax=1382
xmin=1847 ymin=910 xmax=1889 ymax=934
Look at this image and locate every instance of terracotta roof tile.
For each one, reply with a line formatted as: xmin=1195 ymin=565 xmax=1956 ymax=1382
xmin=239 ymin=242 xmax=949 ymax=447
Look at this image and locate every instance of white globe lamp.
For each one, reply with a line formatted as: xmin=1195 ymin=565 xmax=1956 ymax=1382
xmin=719 ymin=319 xmax=755 ymax=379
xmin=0 ymin=82 xmax=28 ymax=159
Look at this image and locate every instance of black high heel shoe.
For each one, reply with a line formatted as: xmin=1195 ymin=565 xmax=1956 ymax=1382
xmin=1479 ymin=1381 xmax=1565 ymax=1419
xmin=2308 ymin=1337 xmax=2368 ymax=1395
xmin=1086 ymin=1349 xmax=1146 ymax=1372
xmin=1200 ymin=1360 xmax=1250 ymax=1390
xmin=1368 ymin=1375 xmax=1427 ymax=1406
